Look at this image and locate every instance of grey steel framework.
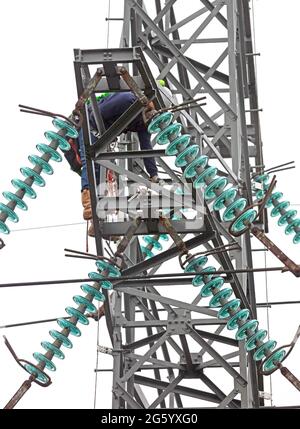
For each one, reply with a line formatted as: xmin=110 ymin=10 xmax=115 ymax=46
xmin=75 ymin=0 xmax=264 ymax=408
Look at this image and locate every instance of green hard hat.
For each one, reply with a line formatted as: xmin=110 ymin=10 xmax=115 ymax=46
xmin=87 ymin=92 xmax=110 ymax=105
xmin=96 ymin=92 xmax=110 ymax=100
xmin=157 ymin=79 xmax=166 ymax=87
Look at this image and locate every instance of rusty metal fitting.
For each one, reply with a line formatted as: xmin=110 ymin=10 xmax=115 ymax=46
xmin=159 ymin=216 xmax=189 ymax=258
xmin=3 ymin=336 xmax=52 ymax=389
xmin=118 ymin=66 xmax=149 ymax=106
xmin=251 ymin=226 xmax=300 ymax=276
xmin=73 ymin=69 xmax=103 ymax=117
xmin=143 ymin=106 xmax=159 ymax=127
xmin=116 ymin=217 xmax=142 ymax=257
xmin=87 ymin=302 xmax=106 ymax=322
xmin=259 ymin=325 xmax=300 ymax=382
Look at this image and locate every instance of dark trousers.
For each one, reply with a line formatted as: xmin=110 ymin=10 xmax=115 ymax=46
xmin=79 ymin=93 xmax=158 ymax=190
xmin=78 ymin=130 xmax=158 ymax=191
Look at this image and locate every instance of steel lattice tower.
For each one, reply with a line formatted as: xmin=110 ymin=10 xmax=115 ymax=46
xmin=75 ymin=0 xmax=264 ymax=409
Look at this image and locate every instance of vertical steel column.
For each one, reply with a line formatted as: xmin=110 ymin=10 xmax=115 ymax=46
xmin=123 ymin=239 xmax=139 ymax=408
xmin=112 ymin=291 xmax=125 ymax=408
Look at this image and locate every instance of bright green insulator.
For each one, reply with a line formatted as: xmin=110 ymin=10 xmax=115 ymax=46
xmin=165 ymin=134 xmax=191 ymax=156
xmin=192 ymin=266 xmax=216 ymax=287
xmin=0 ymin=203 xmax=19 ymax=223
xmin=3 ymin=191 xmax=28 ymax=210
xmin=213 ymin=187 xmax=237 ymax=211
xmin=245 ymin=329 xmax=267 ymax=351
xmin=65 ymin=307 xmax=89 ymax=325
xmin=184 ymin=256 xmax=208 ymax=273
xmin=88 ymin=272 xmax=113 ymax=290
xmin=156 ymin=123 xmax=182 ymax=145
xmin=57 ymin=318 xmax=81 ymax=337
xmin=253 ymin=340 xmax=277 ymax=361
xmin=227 ymin=309 xmax=250 ymax=330
xmin=88 ymin=271 xmax=106 ymax=282
xmin=175 ymin=145 xmax=199 ymax=167
xmin=96 ymin=260 xmax=120 ymax=277
xmin=183 ymin=155 xmax=208 ymax=179
xmin=24 ymin=363 xmax=50 ymax=384
xmin=278 ymin=209 xmax=297 ymax=226
xmin=141 ymin=246 xmax=154 ymax=259
xmin=265 ymin=191 xmax=283 ymax=208
xmin=147 ymin=112 xmax=174 ymax=134
xmin=293 ymin=232 xmax=300 ymax=244
xmin=44 ymin=131 xmax=70 ymax=151
xmin=222 ymin=198 xmax=247 ymax=222
xmin=100 ymin=281 xmax=113 ymax=290
xmin=209 ymin=288 xmax=233 ymax=308
xmin=28 ymin=154 xmax=53 ymax=175
xmin=11 ymin=178 xmax=37 ymax=199
xmin=285 ymin=219 xmax=300 ymax=235
xmin=20 ymin=167 xmax=45 ymax=187
xmin=235 ymin=319 xmax=258 ymax=341
xmin=36 ymin=143 xmax=62 ymax=162
xmin=52 ymin=118 xmax=79 ymax=139
xmin=33 ymin=352 xmax=56 ymax=371
xmin=254 ymin=174 xmax=270 ymax=183
xmin=41 ymin=341 xmax=65 ymax=359
xmin=256 ymin=189 xmax=266 ymax=200
xmin=73 ymin=295 xmax=96 ymax=313
xmin=204 ymin=177 xmax=228 ymax=200
xmin=49 ymin=330 xmax=73 ymax=348
xmin=193 ymin=166 xmax=217 ymax=189
xmin=218 ymin=299 xmax=240 ymax=319
xmin=80 ymin=284 xmax=105 ymax=302
xmin=160 ymin=234 xmax=169 ymax=241
xmin=200 ymin=277 xmax=224 ymax=298
xmin=262 ymin=349 xmax=286 ymax=372
xmin=143 ymin=235 xmax=162 ymax=250
xmin=270 ymin=201 xmax=290 ymax=217
xmin=231 ymin=209 xmax=257 ymax=233
xmin=0 ymin=221 xmax=10 ymax=234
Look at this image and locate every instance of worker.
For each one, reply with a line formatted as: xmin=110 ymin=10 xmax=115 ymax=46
xmin=78 ymin=91 xmax=159 ymax=224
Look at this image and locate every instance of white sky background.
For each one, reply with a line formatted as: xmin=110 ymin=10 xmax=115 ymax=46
xmin=0 ymin=0 xmax=299 ymax=409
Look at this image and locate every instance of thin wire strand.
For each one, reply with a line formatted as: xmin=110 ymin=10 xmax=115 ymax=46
xmin=93 ymin=300 xmax=102 ymax=409
xmin=264 ymin=248 xmax=273 ymax=405
xmin=252 ymin=1 xmax=273 ymax=403
xmin=10 ymin=222 xmax=85 ymax=232
xmin=106 ymin=0 xmax=111 ymax=49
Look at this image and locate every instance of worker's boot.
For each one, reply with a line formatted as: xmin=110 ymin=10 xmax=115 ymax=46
xmin=150 ymin=175 xmax=158 ymax=183
xmin=88 ymin=221 xmax=95 ymax=237
xmin=81 ymin=189 xmax=92 ymax=220
xmin=150 ymin=175 xmax=165 ymax=186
